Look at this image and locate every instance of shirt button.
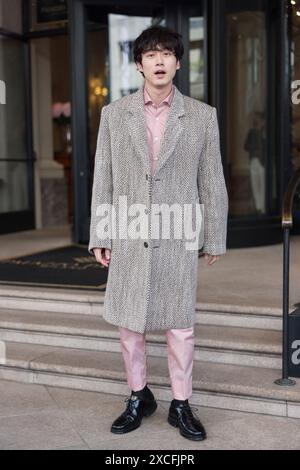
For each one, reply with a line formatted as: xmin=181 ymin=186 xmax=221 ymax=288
xmin=154 ymin=137 xmax=158 ymax=141
xmin=156 ymin=117 xmax=159 ymax=121
xmin=153 ymin=157 xmax=158 ymax=160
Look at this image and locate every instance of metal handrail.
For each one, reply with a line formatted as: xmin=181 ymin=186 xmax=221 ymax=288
xmin=275 ymin=167 xmax=300 ymax=386
xmin=282 ymin=167 xmax=300 ymax=228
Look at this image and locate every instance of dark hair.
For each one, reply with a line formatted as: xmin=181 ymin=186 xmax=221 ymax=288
xmin=133 ymin=25 xmax=184 ymax=67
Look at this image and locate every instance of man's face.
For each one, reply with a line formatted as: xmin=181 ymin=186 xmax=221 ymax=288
xmin=136 ymin=46 xmax=180 ymax=87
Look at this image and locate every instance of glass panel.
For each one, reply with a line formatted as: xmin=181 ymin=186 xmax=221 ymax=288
xmin=88 ymin=28 xmax=109 ymax=160
xmin=108 ymin=14 xmax=163 ymax=100
xmin=226 ymin=7 xmax=268 ymax=218
xmin=0 ymin=161 xmax=29 ymax=213
xmin=0 ymin=0 xmax=22 ymax=34
xmin=291 ymin=0 xmax=300 ymax=214
xmin=189 ymin=12 xmax=205 ymax=101
xmin=0 ymin=36 xmax=27 ymax=161
xmin=30 ymin=34 xmax=72 ymax=221
xmin=0 ymin=35 xmax=30 ymax=213
xmin=87 ymin=6 xmax=165 ymax=159
xmin=49 ymin=35 xmax=71 ymax=154
xmin=87 ymin=4 xmax=165 ymax=209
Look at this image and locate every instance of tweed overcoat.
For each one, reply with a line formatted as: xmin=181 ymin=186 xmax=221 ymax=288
xmin=88 ymin=84 xmax=228 ymax=333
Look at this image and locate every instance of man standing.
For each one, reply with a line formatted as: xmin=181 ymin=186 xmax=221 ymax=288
xmin=244 ymin=111 xmax=266 ymax=214
xmin=88 ymin=25 xmax=228 ymax=442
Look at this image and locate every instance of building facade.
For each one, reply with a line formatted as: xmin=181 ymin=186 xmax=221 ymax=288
xmin=0 ymin=0 xmax=298 ymax=248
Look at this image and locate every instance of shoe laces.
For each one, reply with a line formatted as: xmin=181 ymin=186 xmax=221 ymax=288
xmin=121 ymin=396 xmax=138 ymax=414
xmin=124 ymin=395 xmax=139 ymax=406
xmin=181 ymin=402 xmax=199 ymax=419
xmin=124 ymin=396 xmax=133 ymax=405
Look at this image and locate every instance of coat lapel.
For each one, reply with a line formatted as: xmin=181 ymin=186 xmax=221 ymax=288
xmin=127 ymin=84 xmax=186 ymax=176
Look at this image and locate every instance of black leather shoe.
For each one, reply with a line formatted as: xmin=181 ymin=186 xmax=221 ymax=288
xmin=168 ymin=399 xmax=207 ymax=441
xmin=110 ymin=385 xmax=157 ymax=434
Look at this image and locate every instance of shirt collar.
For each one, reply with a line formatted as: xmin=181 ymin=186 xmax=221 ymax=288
xmin=143 ymin=84 xmax=174 ymax=107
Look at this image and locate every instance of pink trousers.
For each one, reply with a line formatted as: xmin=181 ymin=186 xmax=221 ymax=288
xmin=119 ymin=326 xmax=195 ymax=400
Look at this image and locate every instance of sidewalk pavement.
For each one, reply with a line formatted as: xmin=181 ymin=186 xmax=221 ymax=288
xmin=0 ymin=379 xmax=300 ymax=450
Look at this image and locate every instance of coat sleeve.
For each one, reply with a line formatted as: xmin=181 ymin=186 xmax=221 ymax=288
xmin=88 ymin=105 xmax=113 ymax=255
xmin=197 ymin=107 xmax=228 ymax=256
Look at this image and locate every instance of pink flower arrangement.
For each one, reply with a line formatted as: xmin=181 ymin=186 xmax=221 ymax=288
xmin=52 ymin=102 xmax=71 ymax=124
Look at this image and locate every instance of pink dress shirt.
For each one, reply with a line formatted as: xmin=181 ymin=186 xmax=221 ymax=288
xmin=143 ymin=84 xmax=175 ymax=175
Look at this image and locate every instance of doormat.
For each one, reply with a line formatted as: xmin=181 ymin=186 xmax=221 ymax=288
xmin=0 ymin=245 xmax=107 ymax=290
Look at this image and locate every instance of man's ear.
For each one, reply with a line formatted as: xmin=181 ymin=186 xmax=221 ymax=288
xmin=176 ymin=60 xmax=181 ymax=70
xmin=136 ymin=61 xmax=143 ymax=73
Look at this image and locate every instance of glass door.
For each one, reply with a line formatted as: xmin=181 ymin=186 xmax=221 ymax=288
xmin=290 ymin=0 xmax=300 ymax=230
xmin=224 ymin=0 xmax=284 ymax=247
xmin=70 ymin=0 xmax=168 ymax=243
xmin=86 ymin=3 xmax=165 ymax=165
xmin=0 ymin=31 xmax=35 ymax=234
xmin=87 ymin=1 xmax=206 ymax=162
xmin=69 ymin=0 xmax=207 ymax=244
xmin=226 ymin=2 xmax=269 ymax=219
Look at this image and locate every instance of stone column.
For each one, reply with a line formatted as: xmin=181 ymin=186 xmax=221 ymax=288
xmin=31 ymin=38 xmax=68 ymax=228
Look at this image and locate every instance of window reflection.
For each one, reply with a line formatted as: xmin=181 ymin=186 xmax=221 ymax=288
xmin=189 ymin=16 xmax=205 ymax=101
xmin=87 ymin=9 xmax=164 ymax=207
xmin=291 ymin=1 xmax=300 ymax=214
xmin=0 ymin=36 xmax=29 ymax=213
xmin=108 ymin=14 xmax=165 ymax=100
xmin=227 ymin=11 xmax=267 ymax=217
xmin=0 ymin=162 xmax=29 ymax=213
xmin=291 ymin=2 xmax=300 ymax=172
xmin=88 ymin=12 xmax=165 ymax=154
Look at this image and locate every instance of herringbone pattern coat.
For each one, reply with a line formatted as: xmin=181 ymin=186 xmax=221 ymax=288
xmin=88 ymin=84 xmax=228 ymax=333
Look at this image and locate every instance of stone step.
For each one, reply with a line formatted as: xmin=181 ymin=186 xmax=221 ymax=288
xmin=0 ymin=308 xmax=282 ymax=369
xmin=0 ymin=285 xmax=283 ymax=330
xmin=197 ymin=304 xmax=282 ymax=331
xmin=0 ymin=285 xmax=103 ymax=315
xmin=0 ymin=341 xmax=298 ymax=419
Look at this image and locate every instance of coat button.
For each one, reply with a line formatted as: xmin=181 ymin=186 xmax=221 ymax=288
xmin=144 ymin=242 xmax=148 ymax=248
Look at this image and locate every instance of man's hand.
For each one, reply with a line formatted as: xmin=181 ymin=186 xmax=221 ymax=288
xmin=204 ymin=253 xmax=220 ymax=266
xmin=94 ymin=248 xmax=111 ymax=268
